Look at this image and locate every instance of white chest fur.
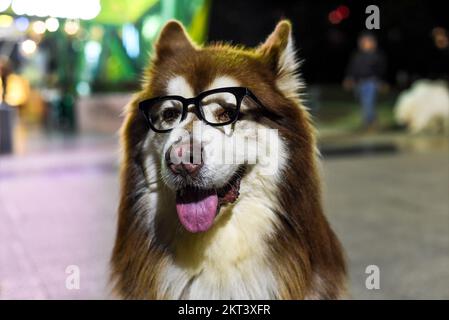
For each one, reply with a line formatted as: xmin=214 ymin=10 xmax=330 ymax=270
xmin=155 ymin=163 xmax=284 ymax=299
xmin=157 ymin=201 xmax=280 ymax=299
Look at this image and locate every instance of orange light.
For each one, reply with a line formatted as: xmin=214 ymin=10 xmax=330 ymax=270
xmin=0 ymin=74 xmax=30 ymax=106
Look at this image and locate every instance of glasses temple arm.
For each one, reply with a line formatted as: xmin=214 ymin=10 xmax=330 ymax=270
xmin=245 ymin=89 xmax=284 ymax=122
xmin=245 ymin=90 xmax=266 ymax=108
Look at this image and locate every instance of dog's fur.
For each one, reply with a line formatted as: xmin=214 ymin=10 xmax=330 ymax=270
xmin=111 ymin=20 xmax=346 ymax=299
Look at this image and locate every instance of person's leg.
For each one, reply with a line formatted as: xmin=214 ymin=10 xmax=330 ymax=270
xmin=366 ymin=80 xmax=377 ymax=125
xmin=359 ymin=80 xmax=377 ymax=126
xmin=357 ymin=81 xmax=369 ymax=126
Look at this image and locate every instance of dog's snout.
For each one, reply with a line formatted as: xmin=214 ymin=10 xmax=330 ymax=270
xmin=165 ymin=141 xmax=203 ymax=177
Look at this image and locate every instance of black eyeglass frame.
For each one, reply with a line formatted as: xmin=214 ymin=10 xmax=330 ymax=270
xmin=138 ymin=86 xmax=265 ymax=133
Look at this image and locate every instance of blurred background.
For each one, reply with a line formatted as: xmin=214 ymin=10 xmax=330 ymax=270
xmin=0 ymin=0 xmax=448 ymax=299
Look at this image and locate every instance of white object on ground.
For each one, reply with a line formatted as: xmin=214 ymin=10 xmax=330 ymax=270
xmin=394 ymin=80 xmax=449 ymax=133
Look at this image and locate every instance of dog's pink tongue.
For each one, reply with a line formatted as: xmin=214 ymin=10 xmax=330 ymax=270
xmin=176 ymin=189 xmax=218 ymax=233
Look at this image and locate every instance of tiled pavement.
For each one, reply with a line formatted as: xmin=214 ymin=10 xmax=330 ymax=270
xmin=0 ymin=134 xmax=448 ymax=299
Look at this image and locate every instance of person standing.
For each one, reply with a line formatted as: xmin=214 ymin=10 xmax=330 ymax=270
xmin=343 ymin=33 xmax=386 ymax=130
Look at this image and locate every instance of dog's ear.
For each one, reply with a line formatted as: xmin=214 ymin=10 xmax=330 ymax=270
xmin=154 ymin=20 xmax=196 ymax=57
xmin=258 ymin=20 xmax=302 ymax=99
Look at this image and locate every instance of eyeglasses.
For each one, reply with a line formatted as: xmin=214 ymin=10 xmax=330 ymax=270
xmin=138 ymin=86 xmax=264 ymax=133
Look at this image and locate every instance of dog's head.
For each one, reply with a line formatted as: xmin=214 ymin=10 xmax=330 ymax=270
xmin=126 ymin=20 xmax=312 ymax=233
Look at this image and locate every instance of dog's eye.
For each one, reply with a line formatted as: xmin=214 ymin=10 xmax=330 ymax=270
xmin=162 ymin=108 xmax=181 ymax=122
xmin=215 ymin=107 xmax=235 ymax=122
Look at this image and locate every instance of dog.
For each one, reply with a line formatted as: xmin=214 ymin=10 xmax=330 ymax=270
xmin=394 ymin=80 xmax=449 ymax=134
xmin=111 ymin=19 xmax=346 ymax=299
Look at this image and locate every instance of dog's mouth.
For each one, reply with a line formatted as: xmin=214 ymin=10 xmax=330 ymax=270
xmin=175 ymin=167 xmax=245 ymax=233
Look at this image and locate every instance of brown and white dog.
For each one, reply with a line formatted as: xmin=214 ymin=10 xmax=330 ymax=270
xmin=111 ymin=19 xmax=346 ymax=299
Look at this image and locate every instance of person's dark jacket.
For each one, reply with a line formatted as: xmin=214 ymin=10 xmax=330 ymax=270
xmin=346 ymin=50 xmax=386 ymax=82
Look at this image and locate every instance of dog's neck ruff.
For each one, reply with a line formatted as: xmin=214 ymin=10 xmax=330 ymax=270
xmin=151 ymin=163 xmax=282 ymax=299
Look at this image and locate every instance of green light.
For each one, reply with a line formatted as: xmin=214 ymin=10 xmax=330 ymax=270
xmin=142 ymin=15 xmax=162 ymax=40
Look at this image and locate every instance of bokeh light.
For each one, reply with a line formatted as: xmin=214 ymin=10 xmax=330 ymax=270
xmin=0 ymin=14 xmax=13 ymax=27
xmin=328 ymin=11 xmax=341 ymax=25
xmin=11 ymin=0 xmax=101 ymax=20
xmin=84 ymin=40 xmax=102 ymax=64
xmin=337 ymin=5 xmax=350 ymax=19
xmin=31 ymin=20 xmax=46 ymax=34
xmin=20 ymin=38 xmax=37 ymax=55
xmin=14 ymin=16 xmax=29 ymax=31
xmin=0 ymin=0 xmax=11 ymax=13
xmin=64 ymin=19 xmax=80 ymax=35
xmin=45 ymin=17 xmax=59 ymax=32
xmin=328 ymin=5 xmax=350 ymax=25
xmin=142 ymin=15 xmax=162 ymax=40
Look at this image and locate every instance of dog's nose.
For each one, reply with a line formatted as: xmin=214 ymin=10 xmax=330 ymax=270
xmin=169 ymin=162 xmax=202 ymax=177
xmin=165 ymin=142 xmax=203 ymax=177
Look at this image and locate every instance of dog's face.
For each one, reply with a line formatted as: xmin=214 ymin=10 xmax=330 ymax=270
xmin=136 ymin=20 xmax=307 ymax=233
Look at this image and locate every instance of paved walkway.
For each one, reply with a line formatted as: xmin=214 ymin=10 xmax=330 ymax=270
xmin=0 ymin=134 xmax=448 ymax=299
xmin=0 ymin=137 xmax=118 ymax=299
xmin=323 ymin=150 xmax=449 ymax=299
